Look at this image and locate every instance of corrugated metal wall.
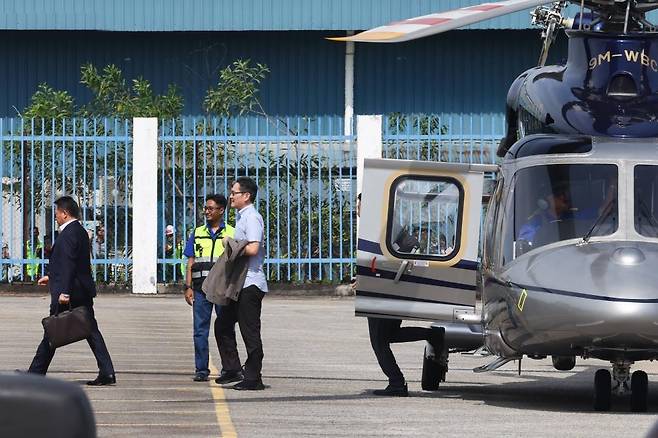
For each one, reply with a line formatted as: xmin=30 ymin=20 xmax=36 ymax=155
xmin=1 ymin=29 xmax=568 ymax=117
xmin=0 ymin=0 xmax=542 ymax=31
xmin=2 ymin=31 xmax=345 ymax=117
xmin=355 ymin=30 xmax=568 ymax=116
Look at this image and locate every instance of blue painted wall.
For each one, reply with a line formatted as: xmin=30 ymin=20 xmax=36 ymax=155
xmin=1 ymin=29 xmax=568 ymax=118
xmin=3 ymin=31 xmax=345 ymax=117
xmin=355 ymin=30 xmax=569 ymax=116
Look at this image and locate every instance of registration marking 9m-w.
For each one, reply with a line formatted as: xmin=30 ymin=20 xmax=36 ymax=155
xmin=588 ymin=50 xmax=658 ymax=72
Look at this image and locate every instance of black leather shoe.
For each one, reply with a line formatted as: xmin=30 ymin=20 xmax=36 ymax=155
xmin=373 ymin=383 xmax=408 ymax=397
xmin=215 ymin=370 xmax=243 ymax=385
xmin=232 ymin=379 xmax=265 ymax=390
xmin=193 ymin=373 xmax=209 ymax=382
xmin=86 ymin=374 xmax=116 ymax=386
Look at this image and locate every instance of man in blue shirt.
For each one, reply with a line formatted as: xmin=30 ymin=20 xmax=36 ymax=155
xmin=518 ymin=187 xmax=573 ymax=244
xmin=183 ymin=194 xmax=235 ymax=382
xmin=517 ymin=181 xmax=616 ymax=251
xmin=214 ymin=177 xmax=268 ymax=390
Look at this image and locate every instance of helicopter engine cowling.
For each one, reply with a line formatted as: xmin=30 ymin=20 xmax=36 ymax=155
xmin=499 ymin=31 xmax=658 ymax=156
xmin=490 ymin=241 xmax=658 ymax=361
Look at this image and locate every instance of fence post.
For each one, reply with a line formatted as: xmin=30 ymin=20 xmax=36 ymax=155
xmin=356 ymin=115 xmax=382 ymax=196
xmin=132 ymin=117 xmax=158 ymax=294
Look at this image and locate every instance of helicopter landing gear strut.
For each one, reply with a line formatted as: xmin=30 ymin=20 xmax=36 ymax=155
xmin=421 ymin=327 xmax=448 ymax=391
xmin=593 ymin=361 xmax=648 ymax=412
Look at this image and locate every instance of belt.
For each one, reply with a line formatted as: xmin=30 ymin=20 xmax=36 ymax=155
xmin=191 ymin=270 xmax=211 ymax=279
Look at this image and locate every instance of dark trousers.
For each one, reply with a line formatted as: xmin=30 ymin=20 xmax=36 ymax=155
xmin=28 ymin=300 xmax=115 ymax=377
xmin=214 ymin=285 xmax=265 ymax=381
xmin=367 ymin=317 xmax=430 ymax=387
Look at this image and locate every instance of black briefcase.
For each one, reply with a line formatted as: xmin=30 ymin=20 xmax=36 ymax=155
xmin=42 ymin=305 xmax=93 ymax=349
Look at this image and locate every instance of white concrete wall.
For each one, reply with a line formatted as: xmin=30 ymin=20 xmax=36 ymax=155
xmin=344 ymin=39 xmax=355 ymax=138
xmin=132 ymin=118 xmax=158 ymax=294
xmin=356 ymin=115 xmax=382 ymax=196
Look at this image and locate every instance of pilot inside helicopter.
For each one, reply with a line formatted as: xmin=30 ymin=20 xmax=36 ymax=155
xmin=517 ymin=183 xmax=578 ymax=243
xmin=514 ymin=165 xmax=618 ymax=255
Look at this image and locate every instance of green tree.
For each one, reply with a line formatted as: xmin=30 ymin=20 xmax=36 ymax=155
xmin=20 ymin=84 xmax=75 ymax=120
xmin=385 ymin=113 xmax=449 ymax=161
xmin=79 ymin=63 xmax=183 ymax=119
xmin=203 ymin=59 xmax=270 ymax=117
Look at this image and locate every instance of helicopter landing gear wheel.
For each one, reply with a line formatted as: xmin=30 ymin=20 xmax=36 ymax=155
xmin=594 ymin=369 xmax=612 ymax=411
xmin=630 ymin=370 xmax=649 ymax=412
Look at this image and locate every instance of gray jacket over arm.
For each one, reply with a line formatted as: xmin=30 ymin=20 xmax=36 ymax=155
xmin=202 ymin=237 xmax=250 ymax=305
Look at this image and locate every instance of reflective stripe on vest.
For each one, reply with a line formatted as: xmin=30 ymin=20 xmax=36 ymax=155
xmin=190 ymin=224 xmax=235 ymax=287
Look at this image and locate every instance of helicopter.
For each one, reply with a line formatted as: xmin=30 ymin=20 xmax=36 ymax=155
xmin=342 ymin=0 xmax=658 ymax=412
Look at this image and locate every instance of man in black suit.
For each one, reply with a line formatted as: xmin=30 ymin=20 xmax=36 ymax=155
xmin=27 ymin=196 xmax=116 ymax=386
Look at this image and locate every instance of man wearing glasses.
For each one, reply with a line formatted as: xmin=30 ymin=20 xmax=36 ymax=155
xmin=214 ymin=177 xmax=268 ymax=390
xmin=183 ymin=194 xmax=235 ymax=382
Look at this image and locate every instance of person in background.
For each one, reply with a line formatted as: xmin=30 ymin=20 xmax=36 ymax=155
xmin=164 ymin=224 xmax=185 ymax=280
xmin=183 ymin=195 xmax=235 ymax=382
xmin=1 ymin=243 xmax=9 ymax=282
xmin=164 ymin=225 xmax=175 ymax=259
xmin=215 ymin=177 xmax=268 ymax=390
xmin=439 ymin=233 xmax=453 ymax=256
xmin=26 ymin=196 xmax=116 ymax=385
xmin=43 ymin=235 xmax=53 ymax=259
xmin=94 ymin=224 xmax=105 ymax=258
xmin=356 ymin=193 xmax=443 ymax=397
xmin=26 ymin=226 xmax=43 ymax=280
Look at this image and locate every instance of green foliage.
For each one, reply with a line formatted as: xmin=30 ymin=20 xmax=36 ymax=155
xmin=203 ymin=60 xmax=269 ymax=116
xmin=387 ymin=113 xmax=448 ymax=136
xmin=385 ymin=113 xmax=450 ymax=161
xmin=19 ymin=63 xmax=184 ymax=121
xmin=22 ymin=84 xmax=75 ymax=120
xmin=158 ymin=121 xmax=356 ymax=284
xmin=79 ymin=63 xmax=184 ymax=119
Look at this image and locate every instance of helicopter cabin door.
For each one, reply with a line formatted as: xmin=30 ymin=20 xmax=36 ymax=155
xmin=356 ymin=158 xmax=496 ymax=322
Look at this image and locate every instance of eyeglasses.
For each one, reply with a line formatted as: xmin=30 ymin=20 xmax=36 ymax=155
xmin=230 ymin=191 xmax=247 ymax=196
xmin=202 ymin=206 xmax=223 ymax=211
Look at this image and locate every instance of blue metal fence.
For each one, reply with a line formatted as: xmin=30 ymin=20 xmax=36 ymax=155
xmin=0 ymin=114 xmax=503 ymax=286
xmin=0 ymin=118 xmax=132 ymax=284
xmin=157 ymin=115 xmax=357 ymax=284
xmin=382 ymin=113 xmax=504 ymax=165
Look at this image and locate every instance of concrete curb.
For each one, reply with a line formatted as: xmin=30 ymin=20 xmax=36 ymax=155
xmin=0 ymin=282 xmax=355 ymax=297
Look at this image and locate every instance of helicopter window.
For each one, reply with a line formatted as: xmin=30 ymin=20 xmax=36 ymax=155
xmin=386 ymin=176 xmax=462 ymax=260
xmin=483 ymin=177 xmax=504 ymax=267
xmin=634 ymin=165 xmax=658 ymax=238
xmin=505 ymin=164 xmax=618 ymax=259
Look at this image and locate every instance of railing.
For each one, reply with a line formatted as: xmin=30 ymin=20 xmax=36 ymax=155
xmin=0 ymin=118 xmax=132 ymax=284
xmin=0 ymin=114 xmax=504 ymax=286
xmin=157 ymin=116 xmax=357 ymax=284
xmin=382 ymin=113 xmax=504 ymax=166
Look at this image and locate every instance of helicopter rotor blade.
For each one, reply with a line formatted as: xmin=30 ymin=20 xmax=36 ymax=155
xmin=328 ymin=0 xmax=557 ymax=43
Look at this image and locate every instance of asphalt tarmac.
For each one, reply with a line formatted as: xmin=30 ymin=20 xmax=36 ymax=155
xmin=1 ymin=295 xmax=658 ymax=437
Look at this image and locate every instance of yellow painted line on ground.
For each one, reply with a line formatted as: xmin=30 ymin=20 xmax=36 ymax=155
xmin=95 ymin=410 xmax=218 ymax=414
xmin=209 ymin=360 xmax=237 ymax=438
xmin=98 ymin=423 xmax=219 ymax=427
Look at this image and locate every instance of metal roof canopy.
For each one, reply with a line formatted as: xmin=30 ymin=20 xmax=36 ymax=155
xmin=1 ymin=0 xmax=545 ymax=31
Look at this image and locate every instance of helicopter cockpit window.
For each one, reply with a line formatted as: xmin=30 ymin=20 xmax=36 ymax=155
xmin=505 ymin=164 xmax=618 ymax=259
xmin=634 ymin=165 xmax=658 ymax=238
xmin=387 ymin=177 xmax=462 ymax=260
